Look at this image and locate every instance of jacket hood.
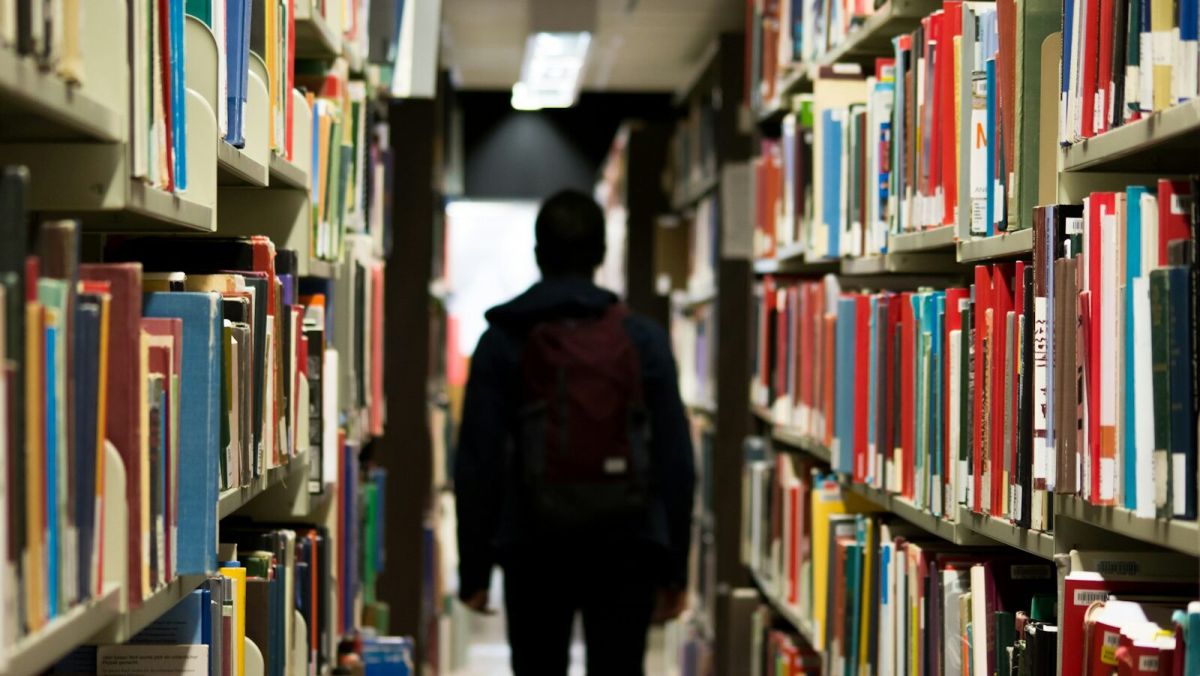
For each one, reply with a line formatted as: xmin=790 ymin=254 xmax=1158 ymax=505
xmin=485 ymin=278 xmax=618 ymax=328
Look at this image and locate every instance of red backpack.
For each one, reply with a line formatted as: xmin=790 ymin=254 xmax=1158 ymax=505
xmin=517 ymin=303 xmax=651 ymax=529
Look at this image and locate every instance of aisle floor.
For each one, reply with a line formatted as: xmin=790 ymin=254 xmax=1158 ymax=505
xmin=450 ymin=576 xmax=668 ymax=676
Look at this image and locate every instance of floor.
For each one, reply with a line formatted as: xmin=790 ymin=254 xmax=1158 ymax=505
xmin=449 ymin=572 xmax=668 ymax=676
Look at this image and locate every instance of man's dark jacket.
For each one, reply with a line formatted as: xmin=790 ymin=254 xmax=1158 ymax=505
xmin=454 ymin=277 xmax=696 ymax=598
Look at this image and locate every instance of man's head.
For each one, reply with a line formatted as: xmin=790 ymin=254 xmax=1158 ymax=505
xmin=534 ymin=189 xmax=606 ymax=279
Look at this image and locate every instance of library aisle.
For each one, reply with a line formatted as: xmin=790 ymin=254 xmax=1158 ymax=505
xmin=4 ymin=0 xmax=1200 ymax=674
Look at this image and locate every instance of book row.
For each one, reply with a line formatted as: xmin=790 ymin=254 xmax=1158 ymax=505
xmin=1059 ymin=0 xmax=1200 ymax=142
xmin=745 ymin=451 xmax=1200 ymax=676
xmin=48 ymin=457 xmax=397 ymax=675
xmin=750 ymin=0 xmax=1062 ymax=260
xmin=752 ymin=176 xmax=1198 ymax=531
xmin=0 ymin=165 xmax=385 ymax=658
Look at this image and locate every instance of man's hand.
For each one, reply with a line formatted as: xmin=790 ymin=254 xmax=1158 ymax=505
xmin=462 ymin=589 xmax=496 ymax=615
xmin=651 ymin=588 xmax=687 ymax=624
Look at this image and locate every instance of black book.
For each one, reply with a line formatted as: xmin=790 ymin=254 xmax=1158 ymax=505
xmin=1016 ymin=266 xmax=1034 ymax=529
xmin=74 ymin=294 xmax=102 ymax=601
xmin=0 ymin=166 xmax=28 ymax=581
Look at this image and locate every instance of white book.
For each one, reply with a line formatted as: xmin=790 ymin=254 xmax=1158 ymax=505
xmin=970 ymin=564 xmax=990 ymax=676
xmin=1132 ymin=277 xmax=1157 ymax=518
xmin=99 ymin=644 xmax=209 ymax=675
xmin=1100 ymin=206 xmax=1119 ymax=502
xmin=949 ymin=329 xmax=963 ymax=515
xmin=942 ymin=568 xmax=971 ymax=676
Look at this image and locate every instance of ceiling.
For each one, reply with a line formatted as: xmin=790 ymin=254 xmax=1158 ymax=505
xmin=441 ymin=0 xmax=744 ymax=93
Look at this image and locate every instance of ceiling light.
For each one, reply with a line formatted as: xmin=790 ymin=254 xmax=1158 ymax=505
xmin=510 ymin=31 xmax=591 ymax=111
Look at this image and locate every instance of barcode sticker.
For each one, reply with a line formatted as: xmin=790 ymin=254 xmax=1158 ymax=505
xmin=1101 ymin=631 xmax=1120 ymax=664
xmin=1074 ymin=589 xmax=1111 ymax=606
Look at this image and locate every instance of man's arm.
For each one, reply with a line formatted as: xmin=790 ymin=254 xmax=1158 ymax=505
xmin=454 ymin=327 xmax=510 ymax=601
xmin=640 ymin=322 xmax=696 ymax=589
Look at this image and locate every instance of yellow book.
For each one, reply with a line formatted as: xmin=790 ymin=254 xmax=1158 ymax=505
xmin=810 ymin=478 xmax=877 ymax=646
xmin=220 ymin=565 xmax=248 ymax=676
xmin=857 ymin=516 xmax=875 ymax=670
xmin=266 ymin=0 xmax=278 ymax=151
xmin=24 ymin=301 xmax=44 ymax=631
xmin=1151 ymin=0 xmax=1173 ymax=111
xmin=138 ymin=328 xmax=151 ymax=598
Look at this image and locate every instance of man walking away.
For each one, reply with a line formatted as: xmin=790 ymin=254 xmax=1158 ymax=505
xmin=454 ymin=189 xmax=696 ymax=676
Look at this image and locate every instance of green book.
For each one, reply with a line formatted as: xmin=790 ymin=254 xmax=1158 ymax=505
xmin=995 ymin=611 xmax=1015 ymax=676
xmin=185 ymin=0 xmax=212 ymax=25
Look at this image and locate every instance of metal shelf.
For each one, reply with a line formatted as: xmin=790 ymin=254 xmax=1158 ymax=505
xmin=218 ymin=448 xmax=310 ymax=520
xmin=888 ymin=225 xmax=956 ymax=253
xmin=295 ymin=11 xmax=341 ymax=60
xmin=95 ymin=574 xmax=208 ymax=644
xmin=956 ymin=228 xmax=1034 ymax=262
xmin=754 ymin=244 xmax=840 ymax=276
xmin=0 ymin=47 xmax=124 ymax=143
xmin=269 ymin=151 xmax=310 ymax=190
xmin=748 ymin=566 xmax=818 ymax=647
xmin=1054 ymin=495 xmax=1200 ymax=557
xmin=840 ymin=251 xmax=962 ymax=275
xmin=218 ymin=141 xmax=269 ymax=187
xmin=771 ymin=427 xmax=833 ymax=464
xmin=844 ymin=483 xmax=992 ymax=546
xmin=2 ymin=584 xmax=122 ymax=675
xmin=957 ymin=507 xmax=1056 ymax=560
xmin=672 ymin=174 xmax=719 ymax=212
xmin=814 ymin=0 xmax=941 ymax=67
xmin=1062 ymin=98 xmax=1200 ymax=173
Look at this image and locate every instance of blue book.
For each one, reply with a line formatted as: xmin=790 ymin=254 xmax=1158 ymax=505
xmin=46 ymin=323 xmax=59 ymax=619
xmin=134 ymin=588 xmax=204 ymax=644
xmin=363 ymin=636 xmax=414 ymax=676
xmin=144 ymin=292 xmax=223 ymax=574
xmin=170 ymin=0 xmax=187 ymax=190
xmin=835 ymin=297 xmax=858 ymax=473
xmin=1166 ymin=266 xmax=1195 ymax=519
xmin=892 ymin=36 xmax=907 ymax=235
xmin=913 ymin=294 xmax=927 ymax=503
xmin=845 ymin=537 xmax=863 ymax=666
xmin=985 ymin=58 xmax=997 ymax=238
xmin=932 ymin=292 xmax=946 ymax=513
xmin=823 ymin=110 xmax=844 ymax=259
xmin=1061 ymin=0 xmax=1075 ymax=142
xmin=1123 ymin=187 xmax=1147 ymax=510
xmin=74 ymin=298 xmax=102 ymax=601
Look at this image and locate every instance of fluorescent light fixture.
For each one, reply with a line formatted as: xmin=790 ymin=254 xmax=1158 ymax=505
xmin=510 ymin=31 xmax=591 ymax=111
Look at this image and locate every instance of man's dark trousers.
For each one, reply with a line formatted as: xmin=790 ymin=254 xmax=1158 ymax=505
xmin=502 ymin=545 xmax=657 ymax=676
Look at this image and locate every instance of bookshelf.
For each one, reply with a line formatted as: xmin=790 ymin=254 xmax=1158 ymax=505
xmin=955 ymin=227 xmax=1034 ymax=262
xmin=887 ymin=224 xmax=956 ymax=252
xmin=1061 ymin=87 xmax=1200 ymax=174
xmin=748 ymin=567 xmax=818 ymax=646
xmin=0 ymin=0 xmax=409 ymax=671
xmin=1054 ymin=495 xmax=1200 ymax=558
xmin=672 ymin=173 xmax=721 ymax=212
xmin=814 ymin=0 xmax=941 ymax=67
xmin=0 ymin=46 xmax=124 ymax=143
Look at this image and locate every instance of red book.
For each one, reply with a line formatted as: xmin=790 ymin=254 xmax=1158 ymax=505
xmin=928 ymin=11 xmax=944 ymax=219
xmin=1079 ymin=0 xmax=1100 ymax=138
xmin=799 ymin=284 xmax=814 ymax=430
xmin=1086 ymin=194 xmax=1114 ymax=502
xmin=854 ymin=295 xmax=871 ymax=482
xmin=143 ymin=316 xmax=182 ymax=583
xmin=1156 ymin=180 xmax=1193 ymax=265
xmin=1096 ymin=0 xmax=1116 ymax=135
xmin=941 ymin=2 xmax=963 ymax=226
xmin=776 ymin=285 xmax=789 ymax=400
xmin=79 ymin=263 xmax=144 ymax=607
xmin=158 ymin=0 xmax=175 ymax=191
xmin=761 ymin=276 xmax=776 ymax=391
xmin=972 ymin=266 xmax=993 ymax=513
xmin=990 ymin=263 xmax=1013 ymax=516
xmin=786 ymin=480 xmax=800 ymax=604
xmin=885 ymin=292 xmax=901 ymax=487
xmin=789 ymin=286 xmax=802 ymax=407
xmin=900 ymin=292 xmax=916 ymax=498
xmin=1010 ymin=261 xmax=1025 ymax=508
